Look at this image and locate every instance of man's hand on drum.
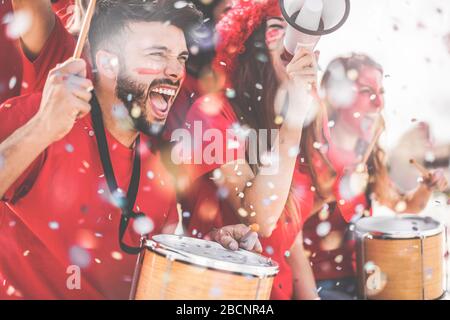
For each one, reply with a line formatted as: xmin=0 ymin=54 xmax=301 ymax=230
xmin=422 ymin=169 xmax=448 ymax=192
xmin=206 ymin=224 xmax=263 ymax=253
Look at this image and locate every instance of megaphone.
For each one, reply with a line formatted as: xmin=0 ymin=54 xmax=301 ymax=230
xmin=279 ymin=0 xmax=350 ymax=61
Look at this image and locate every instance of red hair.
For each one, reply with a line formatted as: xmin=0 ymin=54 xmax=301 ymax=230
xmin=213 ymin=0 xmax=281 ymax=76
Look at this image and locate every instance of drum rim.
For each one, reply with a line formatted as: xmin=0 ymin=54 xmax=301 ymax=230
xmin=354 ymin=215 xmax=444 ymax=239
xmin=142 ymin=235 xmax=279 ymax=277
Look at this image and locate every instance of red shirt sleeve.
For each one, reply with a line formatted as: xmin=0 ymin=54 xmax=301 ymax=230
xmin=21 ymin=13 xmax=92 ymax=95
xmin=0 ymin=93 xmax=46 ymax=203
xmin=177 ymin=93 xmax=247 ymax=181
xmin=0 ymin=2 xmax=22 ymax=103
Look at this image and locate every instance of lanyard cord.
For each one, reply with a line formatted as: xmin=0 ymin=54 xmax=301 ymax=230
xmin=90 ymin=92 xmax=144 ymax=254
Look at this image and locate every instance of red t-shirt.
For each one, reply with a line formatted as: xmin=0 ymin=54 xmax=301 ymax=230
xmin=0 ymin=94 xmax=178 ymax=299
xmin=1 ymin=1 xmax=78 ymax=101
xmin=299 ymin=148 xmax=369 ymax=281
xmin=21 ymin=11 xmax=91 ymax=95
xmin=164 ymin=73 xmax=200 ymax=140
xmin=0 ymin=1 xmax=22 ymax=103
xmin=180 ymin=93 xmax=306 ymax=300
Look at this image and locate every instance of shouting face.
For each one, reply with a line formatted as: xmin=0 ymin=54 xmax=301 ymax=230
xmin=115 ymin=22 xmax=189 ymax=135
xmin=335 ymin=66 xmax=385 ymax=141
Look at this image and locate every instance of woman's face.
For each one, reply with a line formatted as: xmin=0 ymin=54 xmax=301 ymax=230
xmin=333 ymin=66 xmax=385 ymax=141
xmin=265 ymin=16 xmax=289 ymax=82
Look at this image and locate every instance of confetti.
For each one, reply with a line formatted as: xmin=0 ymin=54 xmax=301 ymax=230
xmin=274 ymin=115 xmax=284 ymax=125
xmin=209 ymin=286 xmax=222 ymax=297
xmin=133 ymin=216 xmax=154 ymax=235
xmin=334 ymin=255 xmax=343 ymax=263
xmin=394 ymin=201 xmax=407 ymax=212
xmin=147 ymin=171 xmax=155 ymax=179
xmin=316 ymin=221 xmax=331 ymax=237
xmin=23 ymin=250 xmax=30 ymax=257
xmin=216 ymin=186 xmax=229 ymax=199
xmin=48 ymin=221 xmax=60 ymax=230
xmin=182 ymin=211 xmax=191 ymax=218
xmin=3 ymin=10 xmax=32 ymax=39
xmin=225 ymin=88 xmax=236 ymax=99
xmin=65 ymin=144 xmax=75 ymax=153
xmin=238 ymin=208 xmax=248 ymax=217
xmin=69 ymin=246 xmax=91 ymax=268
xmin=8 ymin=76 xmax=17 ymax=90
xmin=265 ymin=246 xmax=274 ymax=255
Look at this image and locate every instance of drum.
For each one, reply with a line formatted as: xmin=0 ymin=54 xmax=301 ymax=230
xmin=130 ymin=234 xmax=279 ymax=300
xmin=355 ymin=215 xmax=447 ymax=300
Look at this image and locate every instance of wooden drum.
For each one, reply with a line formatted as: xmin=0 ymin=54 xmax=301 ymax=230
xmin=355 ymin=215 xmax=446 ymax=300
xmin=130 ymin=234 xmax=279 ymax=300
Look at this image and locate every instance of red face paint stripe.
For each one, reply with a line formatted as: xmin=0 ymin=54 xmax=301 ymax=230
xmin=134 ymin=68 xmax=161 ymax=75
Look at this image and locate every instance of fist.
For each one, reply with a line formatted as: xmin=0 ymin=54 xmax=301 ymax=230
xmin=37 ymin=58 xmax=93 ymax=142
xmin=286 ymin=47 xmax=319 ymax=91
xmin=422 ymin=169 xmax=448 ymax=192
xmin=206 ymin=224 xmax=262 ymax=253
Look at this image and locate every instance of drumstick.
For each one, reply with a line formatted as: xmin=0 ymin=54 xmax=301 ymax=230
xmin=73 ymin=0 xmax=97 ymax=59
xmin=174 ymin=203 xmax=185 ymax=236
xmin=409 ymin=158 xmax=432 ymax=178
xmin=360 ymin=120 xmax=384 ymax=166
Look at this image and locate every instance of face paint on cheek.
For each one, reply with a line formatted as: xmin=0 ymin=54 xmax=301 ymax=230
xmin=266 ymin=29 xmax=284 ymax=46
xmin=134 ymin=67 xmax=162 ymax=75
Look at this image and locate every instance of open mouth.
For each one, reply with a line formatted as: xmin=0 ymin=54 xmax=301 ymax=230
xmin=147 ymin=85 xmax=178 ymax=121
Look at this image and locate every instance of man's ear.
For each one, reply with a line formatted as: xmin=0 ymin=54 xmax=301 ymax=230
xmin=96 ymin=50 xmax=120 ymax=80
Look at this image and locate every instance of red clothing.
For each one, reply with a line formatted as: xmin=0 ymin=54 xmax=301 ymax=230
xmin=0 ymin=1 xmax=22 ymax=103
xmin=181 ymin=93 xmax=305 ymax=300
xmin=21 ymin=11 xmax=91 ymax=95
xmin=0 ymin=94 xmax=178 ymax=299
xmin=299 ymin=146 xmax=369 ymax=281
xmin=164 ymin=73 xmax=200 ymax=140
xmin=1 ymin=1 xmax=79 ymax=100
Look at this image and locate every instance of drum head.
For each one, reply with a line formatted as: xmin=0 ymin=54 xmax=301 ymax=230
xmin=144 ymin=234 xmax=279 ymax=277
xmin=354 ymin=215 xmax=443 ymax=239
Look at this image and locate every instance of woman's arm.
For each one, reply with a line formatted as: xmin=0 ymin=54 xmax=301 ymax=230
xmin=372 ymin=149 xmax=448 ymax=213
xmin=287 ymin=231 xmax=319 ymax=300
xmin=12 ymin=0 xmax=55 ymax=60
xmin=215 ymin=49 xmax=318 ymax=238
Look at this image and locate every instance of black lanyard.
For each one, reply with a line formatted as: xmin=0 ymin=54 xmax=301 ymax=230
xmin=90 ymin=92 xmax=144 ymax=255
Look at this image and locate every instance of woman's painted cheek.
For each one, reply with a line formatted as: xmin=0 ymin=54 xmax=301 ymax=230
xmin=266 ymin=29 xmax=284 ymax=46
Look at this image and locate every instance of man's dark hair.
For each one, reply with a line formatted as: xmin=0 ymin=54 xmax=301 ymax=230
xmin=88 ymin=0 xmax=203 ymax=62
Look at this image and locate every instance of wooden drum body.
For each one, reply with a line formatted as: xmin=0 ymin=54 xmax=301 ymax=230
xmin=355 ymin=215 xmax=446 ymax=300
xmin=130 ymin=235 xmax=279 ymax=300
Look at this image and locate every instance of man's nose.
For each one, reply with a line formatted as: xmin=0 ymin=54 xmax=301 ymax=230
xmin=164 ymin=58 xmax=184 ymax=82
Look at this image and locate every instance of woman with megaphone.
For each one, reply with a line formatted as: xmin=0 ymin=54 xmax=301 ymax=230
xmin=177 ymin=0 xmax=320 ymax=300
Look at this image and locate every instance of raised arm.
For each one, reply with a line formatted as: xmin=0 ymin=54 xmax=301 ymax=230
xmin=12 ymin=0 xmax=55 ymax=60
xmin=371 ymin=149 xmax=448 ymax=213
xmin=215 ymin=49 xmax=318 ymax=237
xmin=0 ymin=59 xmax=92 ymax=199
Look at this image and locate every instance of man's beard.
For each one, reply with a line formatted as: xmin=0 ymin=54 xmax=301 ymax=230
xmin=115 ymin=74 xmax=164 ymax=138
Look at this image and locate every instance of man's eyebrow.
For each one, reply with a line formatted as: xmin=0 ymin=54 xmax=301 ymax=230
xmin=144 ymin=46 xmax=169 ymax=51
xmin=179 ymin=51 xmax=189 ymax=56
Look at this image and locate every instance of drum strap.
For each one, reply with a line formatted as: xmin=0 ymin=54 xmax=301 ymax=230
xmin=90 ymin=92 xmax=144 ymax=255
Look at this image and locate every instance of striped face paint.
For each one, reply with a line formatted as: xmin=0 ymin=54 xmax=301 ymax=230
xmin=134 ymin=67 xmax=162 ymax=75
